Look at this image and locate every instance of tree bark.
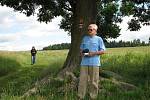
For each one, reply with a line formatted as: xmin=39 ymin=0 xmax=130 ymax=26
xmin=58 ymin=0 xmax=97 ymax=78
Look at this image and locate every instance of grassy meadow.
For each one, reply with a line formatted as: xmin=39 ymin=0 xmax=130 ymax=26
xmin=0 ymin=46 xmax=150 ymax=100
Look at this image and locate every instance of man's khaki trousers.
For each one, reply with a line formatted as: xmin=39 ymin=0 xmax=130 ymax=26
xmin=78 ymin=66 xmax=99 ymax=99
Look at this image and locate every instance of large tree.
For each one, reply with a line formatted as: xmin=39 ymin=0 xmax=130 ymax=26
xmin=0 ymin=0 xmax=149 ymax=78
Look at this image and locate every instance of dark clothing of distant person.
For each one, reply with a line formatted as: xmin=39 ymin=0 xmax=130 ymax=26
xmin=31 ymin=48 xmax=37 ymax=65
xmin=31 ymin=49 xmax=37 ymax=56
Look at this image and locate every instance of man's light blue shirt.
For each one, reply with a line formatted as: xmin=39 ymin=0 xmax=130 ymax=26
xmin=80 ymin=35 xmax=106 ymax=66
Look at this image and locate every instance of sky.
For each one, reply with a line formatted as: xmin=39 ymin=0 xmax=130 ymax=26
xmin=0 ymin=6 xmax=149 ymax=51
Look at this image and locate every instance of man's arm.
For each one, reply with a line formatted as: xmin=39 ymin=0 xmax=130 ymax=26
xmin=95 ymin=50 xmax=105 ymax=55
xmin=88 ymin=50 xmax=105 ymax=56
xmin=95 ymin=37 xmax=106 ymax=55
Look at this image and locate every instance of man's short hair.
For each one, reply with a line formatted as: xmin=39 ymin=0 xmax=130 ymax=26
xmin=89 ymin=24 xmax=98 ymax=31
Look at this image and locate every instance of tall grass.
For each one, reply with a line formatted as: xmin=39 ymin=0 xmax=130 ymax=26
xmin=102 ymin=48 xmax=150 ymax=86
xmin=0 ymin=50 xmax=66 ymax=99
xmin=0 ymin=53 xmax=20 ymax=77
xmin=0 ymin=47 xmax=149 ymax=100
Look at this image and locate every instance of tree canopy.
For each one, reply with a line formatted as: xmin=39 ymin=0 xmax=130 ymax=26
xmin=0 ymin=0 xmax=149 ymax=40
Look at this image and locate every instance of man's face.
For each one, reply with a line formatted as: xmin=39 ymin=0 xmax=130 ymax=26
xmin=88 ymin=26 xmax=97 ymax=36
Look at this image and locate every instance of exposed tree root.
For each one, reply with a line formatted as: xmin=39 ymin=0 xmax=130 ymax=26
xmin=100 ymin=78 xmax=137 ymax=91
xmin=101 ymin=70 xmax=123 ymax=80
xmin=21 ymin=70 xmax=137 ymax=98
xmin=21 ymin=75 xmax=52 ymax=98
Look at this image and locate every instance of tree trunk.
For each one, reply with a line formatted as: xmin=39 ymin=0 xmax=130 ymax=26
xmin=58 ymin=0 xmax=97 ymax=78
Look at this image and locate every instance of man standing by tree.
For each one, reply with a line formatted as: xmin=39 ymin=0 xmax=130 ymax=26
xmin=31 ymin=46 xmax=37 ymax=65
xmin=78 ymin=24 xmax=106 ymax=99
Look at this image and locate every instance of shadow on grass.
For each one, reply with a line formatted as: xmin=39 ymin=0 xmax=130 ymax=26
xmin=0 ymin=56 xmax=20 ymax=77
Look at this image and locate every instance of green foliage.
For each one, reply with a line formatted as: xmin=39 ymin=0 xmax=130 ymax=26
xmin=0 ymin=0 xmax=66 ymax=22
xmin=0 ymin=0 xmax=149 ymax=40
xmin=96 ymin=2 xmax=121 ymax=39
xmin=105 ymin=39 xmax=149 ymax=48
xmin=128 ymin=19 xmax=141 ymax=31
xmin=43 ymin=43 xmax=70 ymax=50
xmin=120 ymin=1 xmax=135 ymax=16
xmin=121 ymin=0 xmax=150 ymax=30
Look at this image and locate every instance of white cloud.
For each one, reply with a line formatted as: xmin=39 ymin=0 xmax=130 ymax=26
xmin=0 ymin=6 xmax=71 ymax=51
xmin=0 ymin=6 xmax=15 ymax=27
xmin=0 ymin=34 xmax=19 ymax=43
xmin=114 ymin=16 xmax=150 ymax=42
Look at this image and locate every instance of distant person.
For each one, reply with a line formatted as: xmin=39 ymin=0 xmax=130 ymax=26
xmin=78 ymin=24 xmax=106 ymax=99
xmin=31 ymin=46 xmax=37 ymax=65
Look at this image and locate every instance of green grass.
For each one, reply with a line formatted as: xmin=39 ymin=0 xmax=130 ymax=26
xmin=0 ymin=46 xmax=150 ymax=100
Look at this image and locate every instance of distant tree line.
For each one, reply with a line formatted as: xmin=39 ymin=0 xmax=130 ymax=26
xmin=43 ymin=43 xmax=70 ymax=50
xmin=43 ymin=38 xmax=150 ymax=50
xmin=105 ymin=39 xmax=150 ymax=48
